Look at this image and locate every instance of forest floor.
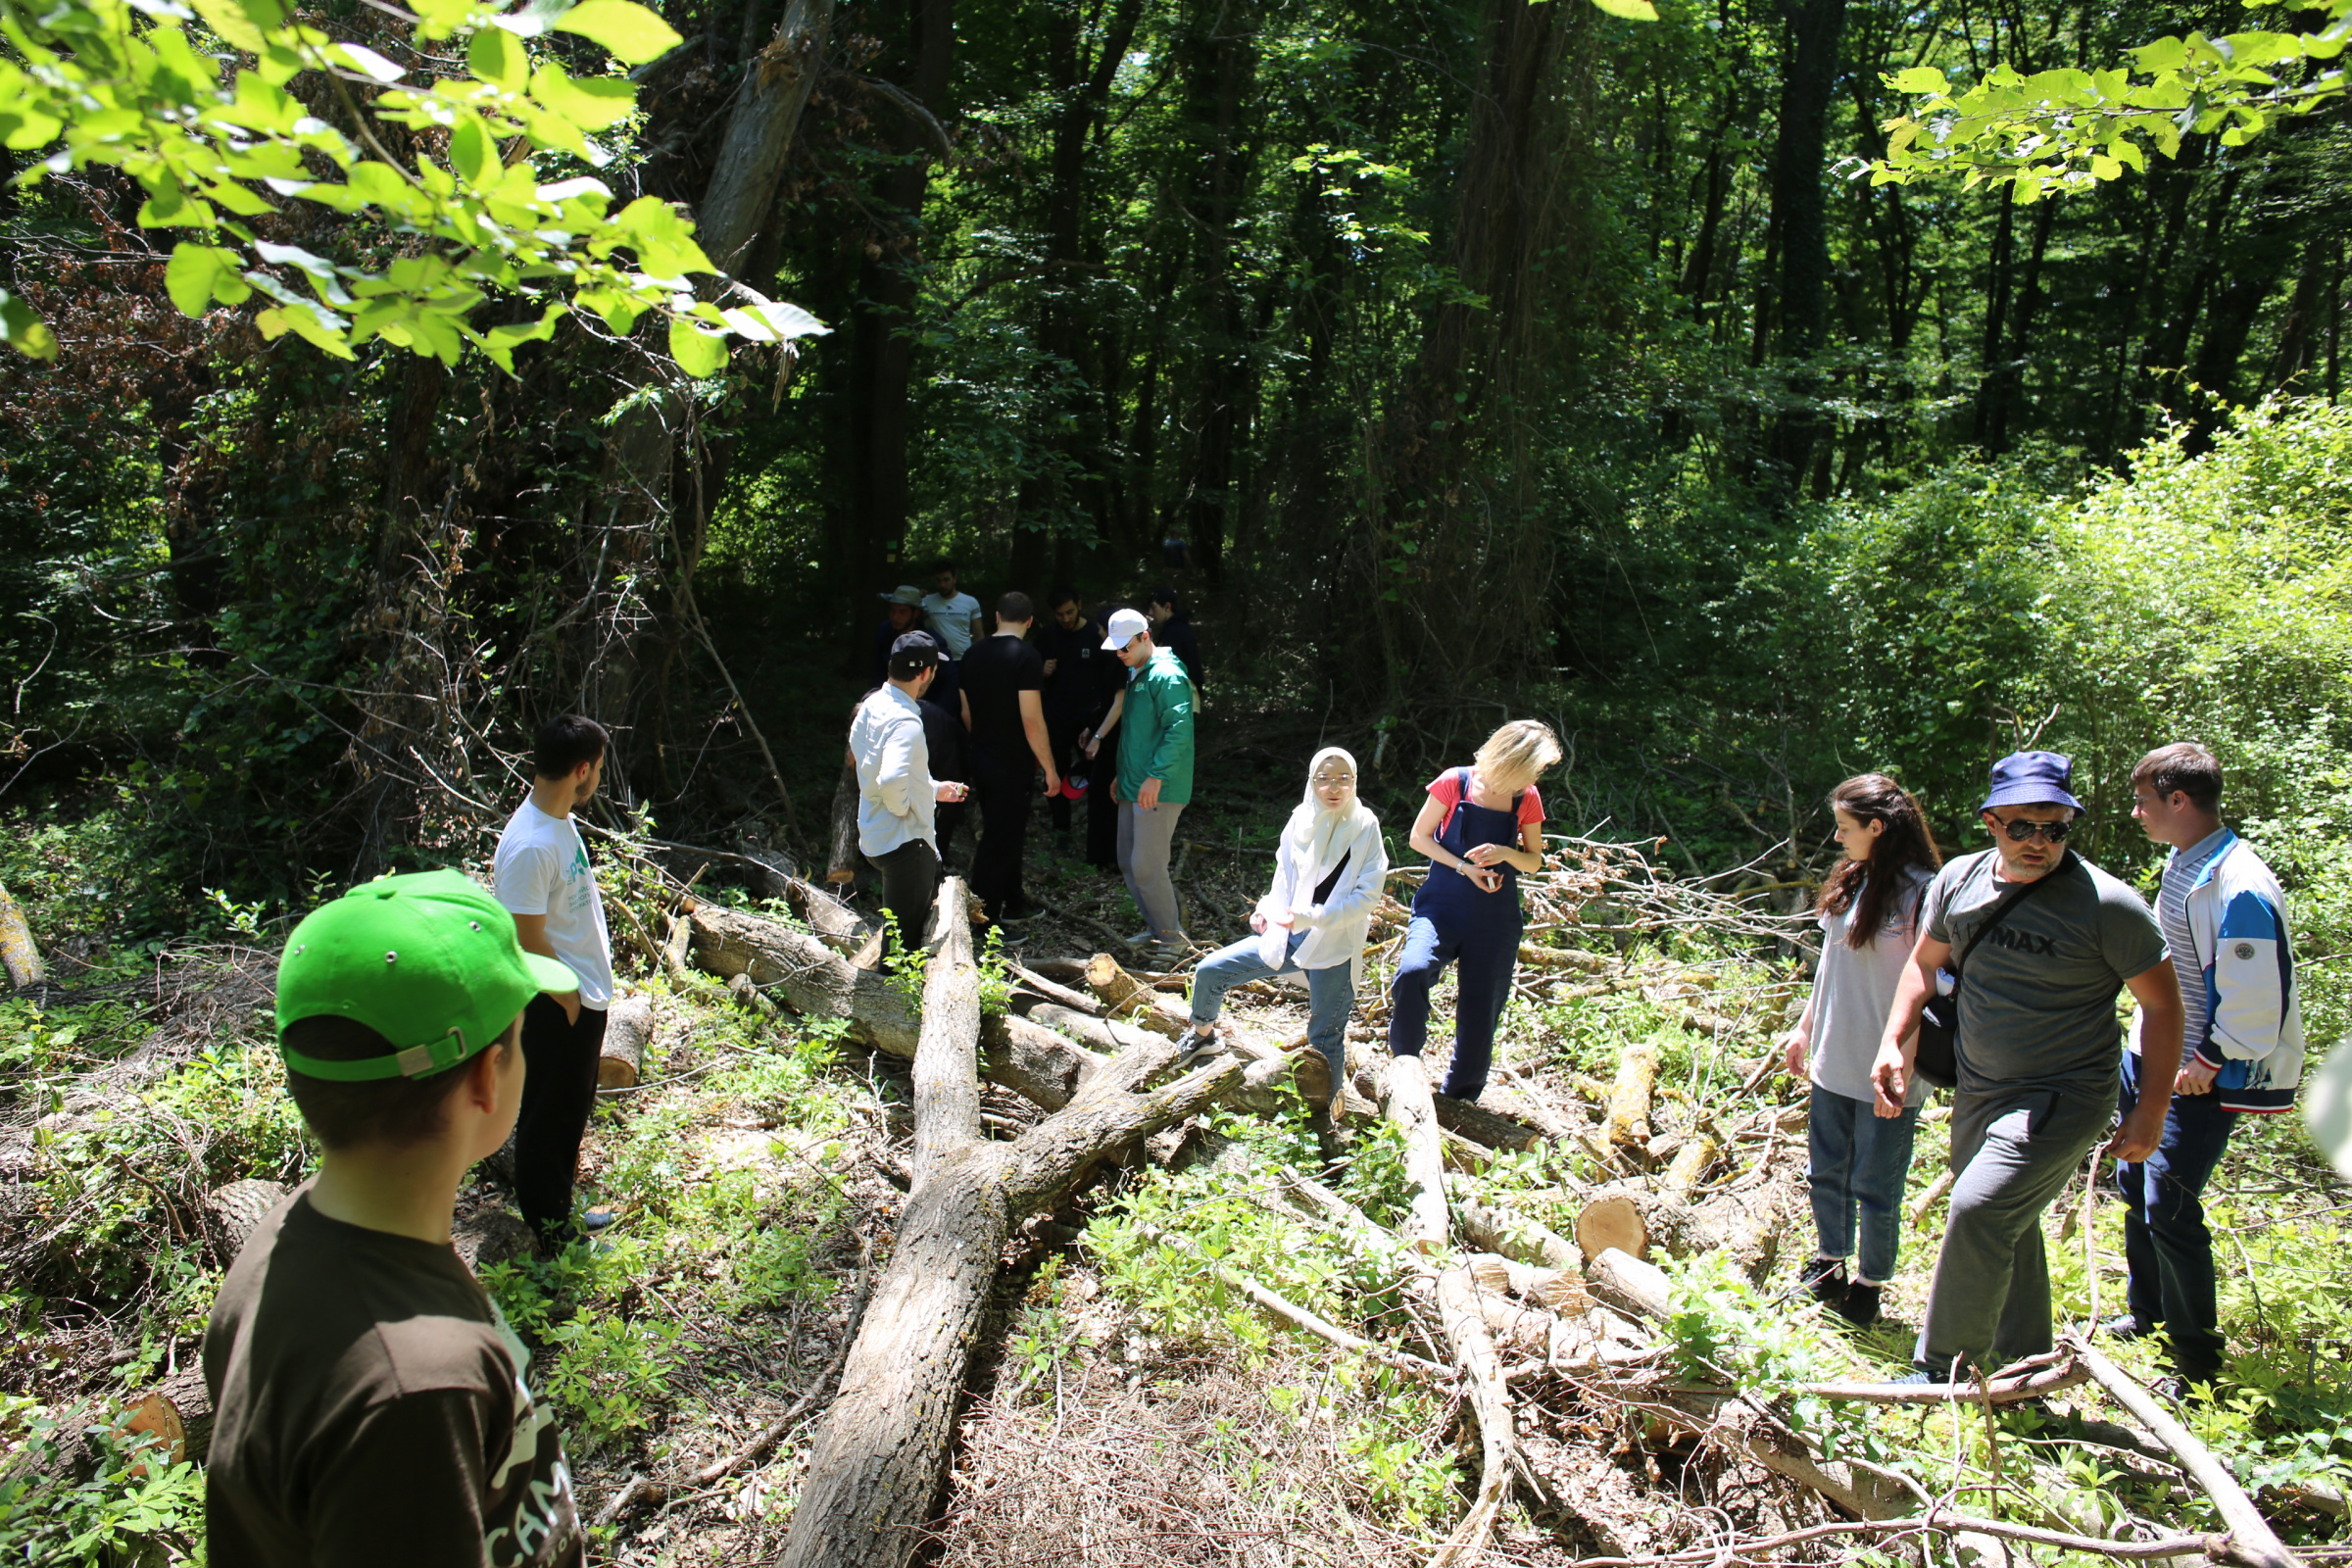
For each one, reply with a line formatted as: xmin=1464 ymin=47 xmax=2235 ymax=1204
xmin=5 ymin=780 xmax=2352 ymax=1567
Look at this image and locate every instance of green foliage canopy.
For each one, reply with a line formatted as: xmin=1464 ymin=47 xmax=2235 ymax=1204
xmin=0 ymin=0 xmax=823 ymax=369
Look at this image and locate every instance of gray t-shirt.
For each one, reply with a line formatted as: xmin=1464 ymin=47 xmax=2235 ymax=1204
xmin=1924 ymin=849 xmax=2166 ymax=1104
xmin=1809 ymin=863 xmax=1936 ymax=1106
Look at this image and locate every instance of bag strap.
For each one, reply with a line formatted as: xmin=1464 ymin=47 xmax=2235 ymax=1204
xmin=1951 ymin=849 xmax=2075 ymax=977
xmin=1440 ymin=767 xmax=1524 ymax=842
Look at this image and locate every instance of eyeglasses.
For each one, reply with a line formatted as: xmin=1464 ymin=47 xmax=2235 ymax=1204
xmin=1991 ymin=814 xmax=2075 ymax=844
xmin=1311 ymin=774 xmax=1352 ymax=788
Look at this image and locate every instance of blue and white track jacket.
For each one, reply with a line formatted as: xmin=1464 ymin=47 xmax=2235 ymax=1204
xmin=2178 ymin=831 xmax=2305 ymax=1113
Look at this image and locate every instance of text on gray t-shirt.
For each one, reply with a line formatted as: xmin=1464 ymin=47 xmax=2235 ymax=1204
xmin=1923 ymin=849 xmax=2166 ymax=1103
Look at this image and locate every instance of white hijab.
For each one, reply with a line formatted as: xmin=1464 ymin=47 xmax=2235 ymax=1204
xmin=1283 ymin=746 xmax=1376 ymax=873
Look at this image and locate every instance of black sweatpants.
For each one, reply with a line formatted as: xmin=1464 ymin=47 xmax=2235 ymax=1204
xmin=970 ymin=749 xmax=1036 ymax=915
xmin=1047 ymin=719 xmax=1083 ymax=834
xmin=515 ymin=994 xmax=608 ymax=1236
xmin=866 ymin=838 xmax=942 ymax=967
xmin=1085 ymin=734 xmax=1119 ymax=868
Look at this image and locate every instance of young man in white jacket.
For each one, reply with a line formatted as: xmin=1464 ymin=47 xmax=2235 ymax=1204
xmin=851 ymin=632 xmax=968 ymax=968
xmin=2119 ymin=742 xmax=2305 ymax=1394
xmin=1181 ymin=748 xmax=1387 ymax=1115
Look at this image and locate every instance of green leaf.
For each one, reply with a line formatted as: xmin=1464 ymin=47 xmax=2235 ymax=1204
xmin=187 ymin=0 xmax=267 ymax=52
xmin=467 ymin=25 xmax=529 ymax=89
xmin=1583 ymin=0 xmax=1659 ymax=18
xmin=531 ymin=60 xmax=638 ymax=131
xmin=0 ymin=286 xmax=59 ymax=360
xmin=2131 ymin=35 xmax=2190 ymax=72
xmin=553 ymin=0 xmax=685 ymax=63
xmin=668 ymin=315 xmax=727 ymax=376
xmin=451 ymin=114 xmax=499 ymax=186
xmin=165 ymin=240 xmax=220 ymax=314
xmin=1886 ymin=66 xmax=1950 ymax=94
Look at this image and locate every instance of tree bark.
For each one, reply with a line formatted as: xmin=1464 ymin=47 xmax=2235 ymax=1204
xmin=1386 ymin=1053 xmax=1448 ymax=1253
xmin=912 ymin=886 xmax=981 ymax=1187
xmin=780 ymin=947 xmax=1243 ymax=1567
xmin=828 ymin=756 xmax=861 ymax=885
xmin=1604 ymin=1041 xmax=1658 ymax=1148
xmin=0 ymin=882 xmax=42 ymax=991
xmin=698 ymin=0 xmax=836 ymax=278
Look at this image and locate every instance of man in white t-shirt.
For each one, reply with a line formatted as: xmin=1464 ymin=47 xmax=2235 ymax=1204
xmin=492 ymin=714 xmax=617 ymax=1250
xmin=921 ymin=560 xmax=982 ymax=716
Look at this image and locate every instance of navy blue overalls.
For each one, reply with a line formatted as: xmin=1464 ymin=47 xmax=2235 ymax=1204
xmin=1387 ymin=767 xmax=1524 ymax=1101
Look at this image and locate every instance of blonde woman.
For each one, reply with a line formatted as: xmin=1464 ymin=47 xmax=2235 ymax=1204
xmin=1184 ymin=748 xmax=1387 ymax=1112
xmin=1388 ymin=720 xmax=1562 ymax=1102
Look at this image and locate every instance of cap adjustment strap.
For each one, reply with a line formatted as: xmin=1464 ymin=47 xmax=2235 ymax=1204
xmin=282 ymin=1026 xmax=473 ymax=1082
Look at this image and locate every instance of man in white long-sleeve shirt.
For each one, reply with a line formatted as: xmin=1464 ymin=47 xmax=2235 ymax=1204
xmin=852 ymin=632 xmax=967 ymax=967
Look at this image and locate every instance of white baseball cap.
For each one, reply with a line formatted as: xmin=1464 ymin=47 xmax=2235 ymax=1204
xmin=1101 ymin=608 xmax=1151 ymax=652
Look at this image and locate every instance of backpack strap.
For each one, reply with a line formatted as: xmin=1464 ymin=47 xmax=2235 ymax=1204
xmin=1951 ymin=850 xmax=2075 ymax=977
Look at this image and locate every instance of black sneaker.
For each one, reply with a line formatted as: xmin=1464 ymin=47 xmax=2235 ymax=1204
xmin=2099 ymin=1312 xmax=2155 ymax=1342
xmin=1800 ymin=1256 xmax=1847 ymax=1308
xmin=1886 ymin=1356 xmax=1956 ymax=1387
xmin=1836 ymin=1281 xmax=1883 ymax=1328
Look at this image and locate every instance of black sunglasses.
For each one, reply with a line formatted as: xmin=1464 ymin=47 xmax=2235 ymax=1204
xmin=1990 ymin=814 xmax=2075 ymax=844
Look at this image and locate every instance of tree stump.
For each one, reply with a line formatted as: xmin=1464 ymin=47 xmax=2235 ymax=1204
xmin=597 ymin=993 xmax=656 ymax=1089
xmin=122 ymin=1366 xmax=212 ymax=1466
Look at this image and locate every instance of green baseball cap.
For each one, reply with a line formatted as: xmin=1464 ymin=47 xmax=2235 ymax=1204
xmin=275 ymin=869 xmax=580 ymax=1082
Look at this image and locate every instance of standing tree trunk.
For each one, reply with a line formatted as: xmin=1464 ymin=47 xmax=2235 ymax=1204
xmin=1764 ymin=0 xmax=1848 ymax=484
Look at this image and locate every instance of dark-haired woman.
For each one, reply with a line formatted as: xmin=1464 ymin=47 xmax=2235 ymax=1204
xmin=1780 ymin=774 xmax=1942 ymax=1327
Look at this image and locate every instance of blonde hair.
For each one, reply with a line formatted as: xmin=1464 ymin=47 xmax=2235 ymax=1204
xmin=1473 ymin=720 xmax=1563 ymax=788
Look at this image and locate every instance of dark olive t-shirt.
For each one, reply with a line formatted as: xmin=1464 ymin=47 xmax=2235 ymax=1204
xmin=1923 ymin=849 xmax=2167 ymax=1104
xmin=204 ymin=1188 xmax=582 ymax=1568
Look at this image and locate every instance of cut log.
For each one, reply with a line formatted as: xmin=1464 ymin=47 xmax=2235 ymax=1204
xmin=782 ymin=872 xmax=868 ymax=947
xmin=1385 ymin=1054 xmax=1448 ymax=1254
xmin=1605 ymin=1041 xmax=1659 ymax=1148
xmin=597 ymin=993 xmax=656 ymax=1089
xmin=122 ymin=1366 xmax=212 ymax=1466
xmin=1007 ymin=963 xmax=1103 ymax=1016
xmin=1657 ymin=1132 xmax=1720 ymax=1205
xmin=1574 ymin=1190 xmax=1650 ymax=1263
xmin=1083 ymin=952 xmax=1185 ymax=1037
xmin=0 ymin=881 xmax=44 ymax=991
xmin=1462 ymin=1250 xmax=1585 ymax=1314
xmin=1588 ymin=1247 xmax=1673 ymax=1321
xmin=1458 ymin=1199 xmax=1582 ymax=1276
xmin=1433 ymin=1095 xmax=1544 ymax=1154
xmin=205 ymin=1178 xmax=289 ymax=1258
xmin=779 ymin=998 xmax=1243 ymax=1566
xmin=663 ymin=911 xmax=698 ymax=991
xmin=1020 ymin=1002 xmax=1162 ymax=1058
xmin=688 ymin=904 xmax=1102 ymax=1111
xmin=827 ymin=756 xmax=860 ymax=884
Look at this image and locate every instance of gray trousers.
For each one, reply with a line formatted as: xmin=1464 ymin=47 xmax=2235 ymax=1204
xmin=1116 ymin=800 xmax=1187 ymax=939
xmin=1919 ymin=1086 xmax=2112 ymax=1370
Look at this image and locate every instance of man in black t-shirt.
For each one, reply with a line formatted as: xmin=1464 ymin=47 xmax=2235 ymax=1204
xmin=959 ymin=591 xmax=1060 ymax=923
xmin=1036 ymin=588 xmax=1105 ymax=852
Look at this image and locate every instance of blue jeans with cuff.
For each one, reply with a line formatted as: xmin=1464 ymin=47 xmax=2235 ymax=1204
xmin=1189 ymin=931 xmax=1352 ymax=1093
xmin=1806 ymin=1084 xmax=1920 ymax=1285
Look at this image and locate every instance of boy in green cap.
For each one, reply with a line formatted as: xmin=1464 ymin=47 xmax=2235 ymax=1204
xmin=203 ymin=869 xmax=587 ymax=1567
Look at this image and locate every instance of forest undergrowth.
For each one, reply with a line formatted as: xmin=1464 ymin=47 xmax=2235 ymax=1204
xmin=5 ymin=797 xmax=2352 ymax=1568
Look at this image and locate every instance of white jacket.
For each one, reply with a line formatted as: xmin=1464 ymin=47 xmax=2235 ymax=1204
xmin=1256 ymin=811 xmax=1388 ymax=989
xmin=850 ymin=684 xmax=935 ymax=857
xmin=2181 ymin=831 xmax=2304 ymax=1113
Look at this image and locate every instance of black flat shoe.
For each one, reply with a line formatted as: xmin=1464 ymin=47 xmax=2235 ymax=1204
xmin=1836 ymin=1282 xmax=1883 ymax=1327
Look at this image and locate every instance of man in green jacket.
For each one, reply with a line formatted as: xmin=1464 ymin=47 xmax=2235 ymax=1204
xmin=1094 ymin=607 xmax=1195 ymax=956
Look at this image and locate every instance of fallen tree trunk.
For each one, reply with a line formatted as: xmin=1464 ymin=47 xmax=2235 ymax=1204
xmin=780 ymin=888 xmax=1244 ymax=1568
xmin=1386 ymin=1054 xmax=1448 ymax=1253
xmin=1656 ymin=1132 xmax=1719 ymax=1205
xmin=597 ymin=993 xmax=656 ymax=1089
xmin=1426 ymin=1267 xmax=1519 ymax=1566
xmin=0 ymin=882 xmax=41 ymax=991
xmin=1588 ymin=1247 xmax=1673 ymax=1321
xmin=1457 ymin=1200 xmax=1582 ymax=1275
xmin=688 ymin=904 xmax=1102 ymax=1110
xmin=1084 ymin=952 xmax=1186 ymax=1037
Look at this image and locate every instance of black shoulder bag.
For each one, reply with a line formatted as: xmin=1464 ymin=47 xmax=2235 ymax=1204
xmin=1911 ymin=851 xmax=2073 ymax=1090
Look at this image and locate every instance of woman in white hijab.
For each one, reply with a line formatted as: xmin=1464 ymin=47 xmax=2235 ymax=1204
xmin=1183 ymin=748 xmax=1388 ymax=1112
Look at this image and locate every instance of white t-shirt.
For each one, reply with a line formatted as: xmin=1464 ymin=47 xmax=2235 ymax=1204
xmin=493 ymin=800 xmax=614 ymax=1010
xmin=921 ymin=591 xmax=981 ymax=660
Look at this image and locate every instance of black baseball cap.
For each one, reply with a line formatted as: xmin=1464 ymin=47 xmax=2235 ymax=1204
xmin=890 ymin=631 xmax=942 ymax=681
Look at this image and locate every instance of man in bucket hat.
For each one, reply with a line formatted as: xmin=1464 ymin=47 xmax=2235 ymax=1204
xmin=205 ymin=870 xmax=587 ymax=1565
xmin=1869 ymin=751 xmax=2183 ymax=1386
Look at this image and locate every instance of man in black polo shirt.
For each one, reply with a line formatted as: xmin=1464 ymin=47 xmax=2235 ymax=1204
xmin=959 ymin=592 xmax=1059 ymax=924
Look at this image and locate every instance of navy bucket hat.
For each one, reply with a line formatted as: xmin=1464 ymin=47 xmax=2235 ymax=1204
xmin=1983 ymin=750 xmax=2084 ymax=813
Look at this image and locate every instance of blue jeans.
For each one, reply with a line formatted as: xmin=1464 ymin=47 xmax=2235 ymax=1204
xmin=1189 ymin=932 xmax=1353 ymax=1091
xmin=2115 ymin=1050 xmax=2236 ymax=1379
xmin=1807 ymin=1085 xmax=1920 ymax=1284
xmin=1386 ymin=913 xmax=1517 ymax=1101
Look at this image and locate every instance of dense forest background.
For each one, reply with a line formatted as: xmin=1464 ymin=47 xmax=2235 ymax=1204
xmin=1 ymin=0 xmax=2347 ymax=1020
